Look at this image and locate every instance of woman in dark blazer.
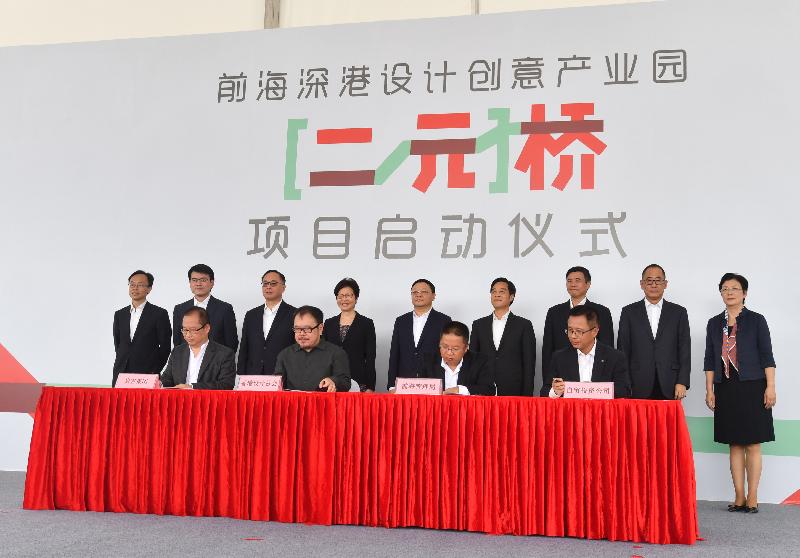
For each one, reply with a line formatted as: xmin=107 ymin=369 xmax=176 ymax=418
xmin=704 ymin=273 xmax=776 ymax=514
xmin=323 ymin=278 xmax=377 ymax=392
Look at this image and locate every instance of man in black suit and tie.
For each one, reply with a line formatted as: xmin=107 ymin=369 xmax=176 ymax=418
xmin=173 ymin=264 xmax=238 ymax=352
xmin=387 ymin=279 xmax=451 ymax=390
xmin=545 ymin=306 xmax=630 ymax=398
xmin=161 ymin=307 xmax=235 ymax=389
xmin=418 ymin=321 xmax=495 ymax=395
xmin=470 ymin=278 xmax=536 ymax=396
xmin=541 ymin=266 xmax=614 ymax=393
xmin=617 ymin=264 xmax=691 ymax=400
xmin=238 ymin=270 xmax=297 ymax=375
xmin=112 ymin=270 xmax=172 ymax=387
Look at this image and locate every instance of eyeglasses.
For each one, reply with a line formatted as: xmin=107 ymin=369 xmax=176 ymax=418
xmin=720 ymin=287 xmax=742 ymax=293
xmin=565 ymin=327 xmax=596 ymax=337
xmin=643 ymin=279 xmax=665 ymax=286
xmin=336 ymin=293 xmax=355 ymax=300
xmin=293 ymin=324 xmax=320 ymax=334
xmin=262 ymin=281 xmax=284 ymax=287
xmin=128 ymin=282 xmax=149 ymax=289
xmin=190 ymin=278 xmax=210 ymax=284
xmin=411 ymin=290 xmax=432 ymax=296
xmin=439 ymin=345 xmax=465 ymax=354
xmin=181 ymin=325 xmax=207 ymax=334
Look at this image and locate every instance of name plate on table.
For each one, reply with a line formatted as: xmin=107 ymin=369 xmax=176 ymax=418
xmin=235 ymin=375 xmax=283 ymax=391
xmin=395 ymin=377 xmax=443 ymax=395
xmin=563 ymin=381 xmax=614 ymax=399
xmin=115 ymin=373 xmax=160 ymax=389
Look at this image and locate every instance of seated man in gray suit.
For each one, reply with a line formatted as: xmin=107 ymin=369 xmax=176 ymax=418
xmin=161 ymin=307 xmax=236 ymax=390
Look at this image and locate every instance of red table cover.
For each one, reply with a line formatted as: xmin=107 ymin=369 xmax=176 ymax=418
xmin=23 ymin=387 xmax=698 ymax=544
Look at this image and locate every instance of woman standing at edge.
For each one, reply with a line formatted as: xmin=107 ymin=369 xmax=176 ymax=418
xmin=323 ymin=278 xmax=377 ymax=392
xmin=704 ymin=273 xmax=777 ymax=514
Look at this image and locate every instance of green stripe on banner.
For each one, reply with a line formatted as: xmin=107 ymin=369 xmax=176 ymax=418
xmin=687 ymin=416 xmax=800 ymax=456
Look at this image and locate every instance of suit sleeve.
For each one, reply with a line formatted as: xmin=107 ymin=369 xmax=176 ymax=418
xmin=541 ymin=309 xmax=554 ymax=390
xmin=617 ymin=308 xmax=631 ymax=360
xmin=677 ymin=307 xmax=691 ymax=389
xmin=598 ymin=306 xmax=615 ymax=347
xmin=364 ymin=318 xmax=377 ymax=390
xmin=756 ymin=314 xmax=776 ymax=369
xmin=113 ymin=311 xmax=121 ymax=352
xmin=387 ymin=318 xmax=401 ymax=390
xmin=223 ymin=303 xmax=239 ymax=353
xmin=194 ymin=348 xmax=236 ymax=390
xmin=160 ymin=351 xmax=177 ymax=388
xmin=465 ymin=356 xmax=496 ymax=396
xmin=237 ymin=312 xmax=250 ymax=375
xmin=172 ymin=305 xmax=183 ymax=348
xmin=703 ymin=319 xmax=716 ymax=372
xmin=540 ymin=344 xmax=556 ymax=397
xmin=469 ymin=319 xmax=481 ymax=353
xmin=521 ymin=320 xmax=537 ymax=397
xmin=331 ymin=348 xmax=352 ymax=392
xmin=611 ymin=350 xmax=631 ymax=398
xmin=155 ymin=308 xmax=172 ymax=373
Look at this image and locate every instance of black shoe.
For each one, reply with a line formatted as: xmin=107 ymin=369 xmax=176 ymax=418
xmin=744 ymin=506 xmax=759 ymax=514
xmin=727 ymin=503 xmax=746 ymax=512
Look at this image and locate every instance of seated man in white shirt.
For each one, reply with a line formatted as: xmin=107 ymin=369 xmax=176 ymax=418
xmin=546 ymin=306 xmax=631 ymax=398
xmin=417 ymin=321 xmax=496 ymax=395
xmin=161 ymin=307 xmax=236 ymax=390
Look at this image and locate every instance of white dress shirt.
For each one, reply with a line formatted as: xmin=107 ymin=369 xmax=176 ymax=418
xmin=263 ymin=300 xmax=282 ymax=339
xmin=492 ymin=310 xmax=509 ymax=350
xmin=186 ymin=341 xmax=209 ymax=386
xmin=412 ymin=308 xmax=431 ymax=347
xmin=441 ymin=358 xmax=469 ymax=395
xmin=569 ymin=297 xmax=587 ymax=309
xmin=645 ymin=298 xmax=663 ymax=338
xmin=194 ymin=296 xmax=210 ymax=309
xmin=129 ymin=301 xmax=147 ymax=341
xmin=549 ymin=340 xmax=597 ymax=398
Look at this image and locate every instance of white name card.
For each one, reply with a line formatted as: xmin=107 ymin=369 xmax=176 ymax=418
xmin=115 ymin=373 xmax=160 ymax=389
xmin=563 ymin=381 xmax=614 ymax=399
xmin=235 ymin=375 xmax=283 ymax=391
xmin=395 ymin=377 xmax=443 ymax=395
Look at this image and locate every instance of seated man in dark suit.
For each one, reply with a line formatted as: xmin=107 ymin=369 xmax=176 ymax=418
xmin=387 ymin=278 xmax=451 ymax=390
xmin=112 ymin=270 xmax=172 ymax=387
xmin=274 ymin=306 xmax=351 ymax=392
xmin=545 ymin=305 xmax=630 ymax=398
xmin=541 ymin=266 xmax=614 ymax=395
xmin=470 ymin=277 xmax=536 ymax=396
xmin=618 ymin=264 xmax=691 ymax=400
xmin=161 ymin=307 xmax=236 ymax=390
xmin=239 ymin=270 xmax=297 ymax=375
xmin=173 ymin=264 xmax=238 ymax=352
xmin=419 ymin=321 xmax=495 ymax=395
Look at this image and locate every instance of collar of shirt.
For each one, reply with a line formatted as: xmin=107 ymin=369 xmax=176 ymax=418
xmin=577 ymin=339 xmax=597 ymax=359
xmin=130 ymin=300 xmax=147 ymax=314
xmin=569 ymin=297 xmax=587 ymax=309
xmin=264 ymin=300 xmax=282 ymax=315
xmin=644 ymin=297 xmax=664 ymax=310
xmin=194 ymin=296 xmax=210 ymax=309
xmin=292 ymin=340 xmax=328 ymax=353
xmin=492 ymin=310 xmax=510 ymax=323
xmin=413 ymin=308 xmax=432 ymax=320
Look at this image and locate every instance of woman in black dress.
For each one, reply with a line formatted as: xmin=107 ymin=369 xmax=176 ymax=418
xmin=322 ymin=278 xmax=377 ymax=392
xmin=704 ymin=273 xmax=776 ymax=513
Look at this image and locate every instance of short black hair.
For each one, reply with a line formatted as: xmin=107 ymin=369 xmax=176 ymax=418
xmin=440 ymin=321 xmax=469 ymax=344
xmin=566 ymin=266 xmax=591 ymax=282
xmin=334 ymin=277 xmax=360 ymax=299
xmin=262 ymin=269 xmax=286 ymax=283
xmin=411 ymin=278 xmax=435 ymax=293
xmin=188 ymin=264 xmax=214 ymax=281
xmin=128 ymin=270 xmax=154 ymax=287
xmin=719 ymin=272 xmax=748 ymax=293
xmin=568 ymin=305 xmax=598 ymax=327
xmin=183 ymin=307 xmax=209 ymax=327
xmin=294 ymin=305 xmax=323 ymax=325
xmin=490 ymin=277 xmax=516 ymax=304
xmin=642 ymin=264 xmax=666 ymax=279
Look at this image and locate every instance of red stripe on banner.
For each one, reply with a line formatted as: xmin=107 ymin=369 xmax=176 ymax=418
xmin=317 ymin=128 xmax=372 ymax=144
xmin=0 ymin=343 xmax=38 ymax=384
xmin=417 ymin=113 xmax=471 ymax=129
xmin=781 ymin=489 xmax=800 ymax=505
xmin=309 ymin=170 xmax=375 ymax=186
xmin=0 ymin=342 xmax=40 ymax=417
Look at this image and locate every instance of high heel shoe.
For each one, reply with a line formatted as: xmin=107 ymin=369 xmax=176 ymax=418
xmin=727 ymin=503 xmax=746 ymax=512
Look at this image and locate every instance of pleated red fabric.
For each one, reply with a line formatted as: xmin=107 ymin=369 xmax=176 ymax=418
xmin=24 ymin=388 xmax=698 ymax=544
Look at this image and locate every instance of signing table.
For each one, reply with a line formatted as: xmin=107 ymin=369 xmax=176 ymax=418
xmin=23 ymin=387 xmax=698 ymax=544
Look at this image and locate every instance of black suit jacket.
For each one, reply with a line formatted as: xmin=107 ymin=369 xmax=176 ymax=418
xmin=542 ymin=300 xmax=614 ymax=383
xmin=322 ymin=313 xmax=377 ymax=390
xmin=419 ymin=351 xmax=496 ymax=396
xmin=387 ymin=308 xmax=451 ymax=389
xmin=542 ymin=341 xmax=631 ymax=398
xmin=173 ymin=295 xmax=238 ymax=352
xmin=470 ymin=312 xmax=536 ymax=396
xmin=112 ymin=302 xmax=171 ymax=387
xmin=617 ymin=299 xmax=691 ymax=399
xmin=238 ymin=301 xmax=297 ymax=375
xmin=160 ymin=340 xmax=236 ymax=389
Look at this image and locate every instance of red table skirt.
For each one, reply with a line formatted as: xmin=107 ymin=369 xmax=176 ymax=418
xmin=23 ymin=387 xmax=698 ymax=544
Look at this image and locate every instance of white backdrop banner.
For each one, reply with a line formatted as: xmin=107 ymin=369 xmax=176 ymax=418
xmin=1 ymin=0 xmax=798 ymax=502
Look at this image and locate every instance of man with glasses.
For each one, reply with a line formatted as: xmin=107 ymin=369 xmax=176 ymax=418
xmin=238 ymin=270 xmax=297 ymax=375
xmin=274 ymin=306 xmax=350 ymax=392
xmin=387 ymin=278 xmax=451 ymax=391
xmin=161 ymin=307 xmax=236 ymax=389
xmin=112 ymin=270 xmax=172 ymax=386
xmin=173 ymin=264 xmax=238 ymax=351
xmin=544 ymin=305 xmax=630 ymax=398
xmin=617 ymin=264 xmax=691 ymax=400
xmin=419 ymin=321 xmax=495 ymax=395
